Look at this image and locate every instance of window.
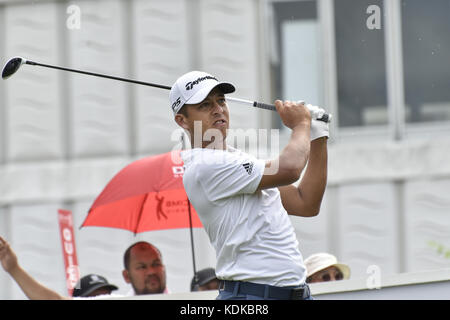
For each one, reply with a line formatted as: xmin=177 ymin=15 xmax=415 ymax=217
xmin=401 ymin=0 xmax=450 ymax=124
xmin=272 ymin=0 xmax=323 ymax=129
xmin=270 ymin=0 xmax=450 ymax=133
xmin=334 ymin=0 xmax=387 ymax=128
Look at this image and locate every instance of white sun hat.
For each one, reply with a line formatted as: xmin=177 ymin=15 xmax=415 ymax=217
xmin=304 ymin=253 xmax=351 ymax=279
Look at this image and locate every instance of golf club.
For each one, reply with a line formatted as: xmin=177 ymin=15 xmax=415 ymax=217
xmin=2 ymin=56 xmax=331 ymax=123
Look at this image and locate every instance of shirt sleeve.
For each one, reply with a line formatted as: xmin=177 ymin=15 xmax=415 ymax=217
xmin=194 ymin=150 xmax=265 ymax=202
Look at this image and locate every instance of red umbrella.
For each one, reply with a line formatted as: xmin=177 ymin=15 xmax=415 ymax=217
xmin=80 ymin=150 xmax=203 ymax=273
xmin=82 ymin=150 xmax=202 ymax=233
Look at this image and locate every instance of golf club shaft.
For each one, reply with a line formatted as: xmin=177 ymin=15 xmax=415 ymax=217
xmin=24 ymin=59 xmax=330 ymax=122
xmin=26 ymin=60 xmax=171 ymax=90
xmin=224 ymin=97 xmax=331 ymax=123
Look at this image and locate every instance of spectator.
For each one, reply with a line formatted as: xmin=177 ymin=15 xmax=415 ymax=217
xmin=72 ymin=274 xmax=119 ymax=297
xmin=304 ymin=253 xmax=350 ymax=283
xmin=190 ymin=268 xmax=219 ymax=292
xmin=0 ymin=236 xmax=168 ymax=299
xmin=122 ymin=241 xmax=168 ymax=295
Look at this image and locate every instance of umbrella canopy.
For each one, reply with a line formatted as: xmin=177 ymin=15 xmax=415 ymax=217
xmin=81 ymin=150 xmax=202 ymax=234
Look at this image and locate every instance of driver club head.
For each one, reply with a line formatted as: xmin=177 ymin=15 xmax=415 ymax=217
xmin=2 ymin=56 xmax=27 ymax=80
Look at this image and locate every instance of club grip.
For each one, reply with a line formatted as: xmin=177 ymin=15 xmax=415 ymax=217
xmin=253 ymin=101 xmax=277 ymax=111
xmin=253 ymin=102 xmax=332 ymax=123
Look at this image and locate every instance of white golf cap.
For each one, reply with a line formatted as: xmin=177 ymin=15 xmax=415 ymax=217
xmin=304 ymin=253 xmax=351 ymax=279
xmin=169 ymin=71 xmax=235 ymax=115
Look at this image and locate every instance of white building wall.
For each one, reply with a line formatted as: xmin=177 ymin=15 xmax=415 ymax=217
xmin=133 ymin=0 xmax=191 ymax=155
xmin=404 ymin=179 xmax=450 ymax=272
xmin=68 ymin=0 xmax=130 ymax=158
xmin=4 ymin=2 xmax=64 ymax=161
xmin=337 ymin=183 xmax=399 ymax=277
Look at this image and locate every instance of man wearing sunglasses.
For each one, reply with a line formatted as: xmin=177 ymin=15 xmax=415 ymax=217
xmin=304 ymin=253 xmax=351 ymax=283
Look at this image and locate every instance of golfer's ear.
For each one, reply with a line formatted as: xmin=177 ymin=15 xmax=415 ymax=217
xmin=122 ymin=269 xmax=131 ymax=284
xmin=175 ymin=114 xmax=189 ymax=130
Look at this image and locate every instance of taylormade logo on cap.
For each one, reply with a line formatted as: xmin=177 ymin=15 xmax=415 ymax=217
xmin=185 ymin=75 xmax=218 ymax=91
xmin=169 ymin=71 xmax=235 ymax=115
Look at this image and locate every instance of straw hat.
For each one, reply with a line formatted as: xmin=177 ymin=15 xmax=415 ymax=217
xmin=304 ymin=253 xmax=351 ymax=280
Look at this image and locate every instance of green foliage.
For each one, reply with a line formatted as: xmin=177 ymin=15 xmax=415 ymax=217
xmin=427 ymin=240 xmax=450 ymax=259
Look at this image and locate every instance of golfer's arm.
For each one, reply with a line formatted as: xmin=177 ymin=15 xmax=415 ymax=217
xmin=279 ymin=137 xmax=328 ymax=217
xmin=257 ymin=123 xmax=310 ymax=190
xmin=8 ymin=265 xmax=69 ymax=300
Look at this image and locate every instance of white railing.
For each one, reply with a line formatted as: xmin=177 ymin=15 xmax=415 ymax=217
xmin=104 ymin=268 xmax=450 ymax=300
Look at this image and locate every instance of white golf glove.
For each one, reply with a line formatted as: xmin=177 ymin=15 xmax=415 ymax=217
xmin=305 ymin=103 xmax=329 ymax=141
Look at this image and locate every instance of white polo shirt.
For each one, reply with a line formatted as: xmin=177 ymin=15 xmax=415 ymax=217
xmin=181 ymin=146 xmax=306 ymax=287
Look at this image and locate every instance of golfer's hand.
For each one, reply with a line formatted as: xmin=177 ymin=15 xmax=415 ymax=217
xmin=0 ymin=236 xmax=19 ymax=274
xmin=275 ymin=100 xmax=311 ymax=130
xmin=307 ymin=104 xmax=330 ymax=141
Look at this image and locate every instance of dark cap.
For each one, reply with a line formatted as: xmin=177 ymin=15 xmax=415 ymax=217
xmin=190 ymin=268 xmax=217 ymax=291
xmin=72 ymin=274 xmax=119 ymax=297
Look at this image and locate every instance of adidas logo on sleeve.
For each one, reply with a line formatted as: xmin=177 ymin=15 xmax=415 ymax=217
xmin=242 ymin=162 xmax=254 ymax=175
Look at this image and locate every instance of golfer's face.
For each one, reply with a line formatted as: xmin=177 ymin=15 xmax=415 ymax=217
xmin=127 ymin=244 xmax=166 ymax=294
xmin=184 ymin=88 xmax=230 ymax=148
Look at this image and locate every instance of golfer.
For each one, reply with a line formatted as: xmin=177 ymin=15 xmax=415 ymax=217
xmin=171 ymin=71 xmax=328 ymax=300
